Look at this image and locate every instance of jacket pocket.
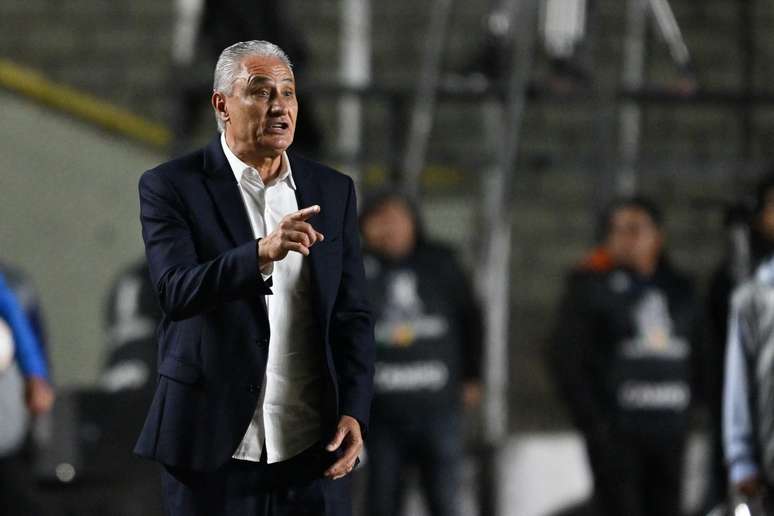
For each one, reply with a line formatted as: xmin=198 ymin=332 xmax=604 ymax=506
xmin=158 ymin=356 xmax=202 ymax=385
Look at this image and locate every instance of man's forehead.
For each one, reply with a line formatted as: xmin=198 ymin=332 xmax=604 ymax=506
xmin=239 ymin=56 xmax=294 ymax=82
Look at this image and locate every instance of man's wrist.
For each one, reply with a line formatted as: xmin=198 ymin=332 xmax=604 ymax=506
xmin=256 ymin=239 xmax=274 ymax=279
xmin=257 ymin=238 xmax=271 ymax=268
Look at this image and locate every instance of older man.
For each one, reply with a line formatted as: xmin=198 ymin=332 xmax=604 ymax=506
xmin=134 ymin=40 xmax=374 ymax=516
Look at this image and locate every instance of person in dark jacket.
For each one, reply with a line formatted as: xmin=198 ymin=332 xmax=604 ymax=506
xmin=550 ymin=196 xmax=701 ymax=516
xmin=360 ymin=191 xmax=483 ymax=516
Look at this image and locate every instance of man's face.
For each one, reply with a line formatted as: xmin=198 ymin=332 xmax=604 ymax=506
xmin=362 ymin=199 xmax=417 ymax=261
xmin=606 ymin=207 xmax=663 ymax=273
xmin=214 ymin=55 xmax=298 ymax=160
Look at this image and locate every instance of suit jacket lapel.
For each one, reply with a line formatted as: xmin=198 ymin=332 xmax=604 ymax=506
xmin=291 ymin=154 xmax=330 ymax=326
xmin=291 ymin=155 xmax=324 ymax=235
xmin=201 ymin=137 xmax=254 ymax=246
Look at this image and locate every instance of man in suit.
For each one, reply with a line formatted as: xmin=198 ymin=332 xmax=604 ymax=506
xmin=134 ymin=40 xmax=374 ymax=516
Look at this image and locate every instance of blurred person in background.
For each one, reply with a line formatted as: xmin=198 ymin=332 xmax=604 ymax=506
xmin=722 ymin=178 xmax=774 ymax=515
xmin=723 ymin=260 xmax=774 ymax=515
xmin=705 ymin=174 xmax=774 ymax=512
xmin=73 ymin=260 xmax=165 ymax=516
xmin=101 ymin=259 xmax=162 ymax=470
xmin=169 ymin=0 xmax=321 ymax=157
xmin=359 ymin=191 xmax=483 ymax=516
xmin=99 ymin=260 xmax=161 ymax=396
xmin=550 ymin=196 xmax=701 ymax=516
xmin=26 ymin=262 xmax=164 ymax=516
xmin=0 ymin=267 xmax=54 ymax=516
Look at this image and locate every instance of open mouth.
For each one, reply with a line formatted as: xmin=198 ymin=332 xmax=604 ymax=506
xmin=267 ymin=121 xmax=289 ymax=132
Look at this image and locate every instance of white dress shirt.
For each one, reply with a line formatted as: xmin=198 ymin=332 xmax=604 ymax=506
xmin=221 ymin=134 xmax=325 ymax=464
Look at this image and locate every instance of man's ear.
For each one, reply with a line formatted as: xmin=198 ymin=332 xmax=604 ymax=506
xmin=212 ymin=92 xmax=229 ymax=125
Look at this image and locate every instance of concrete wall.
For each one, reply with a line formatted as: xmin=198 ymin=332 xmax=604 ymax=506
xmin=0 ymin=91 xmax=161 ymax=385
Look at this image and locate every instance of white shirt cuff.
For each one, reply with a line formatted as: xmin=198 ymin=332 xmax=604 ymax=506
xmin=260 ymin=262 xmax=273 ymax=282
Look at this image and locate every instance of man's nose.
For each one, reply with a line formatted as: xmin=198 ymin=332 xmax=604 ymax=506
xmin=269 ymin=96 xmax=289 ymax=114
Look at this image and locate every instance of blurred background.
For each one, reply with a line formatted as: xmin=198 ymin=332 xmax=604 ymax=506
xmin=1 ymin=0 xmax=774 ymax=515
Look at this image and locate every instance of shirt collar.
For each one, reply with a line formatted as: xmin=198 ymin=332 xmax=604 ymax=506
xmin=220 ymin=132 xmax=295 ymax=190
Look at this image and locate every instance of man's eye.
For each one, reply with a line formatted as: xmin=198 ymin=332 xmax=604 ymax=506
xmin=284 ymin=90 xmax=295 ymax=97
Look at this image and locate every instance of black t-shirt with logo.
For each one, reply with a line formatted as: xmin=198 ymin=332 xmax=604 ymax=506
xmin=551 ymin=259 xmax=700 ymax=440
xmin=363 ymin=242 xmax=482 ymax=424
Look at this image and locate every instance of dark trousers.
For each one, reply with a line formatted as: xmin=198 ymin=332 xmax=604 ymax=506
xmin=366 ymin=416 xmax=463 ymax=516
xmin=586 ymin=432 xmax=685 ymax=516
xmin=735 ymin=491 xmax=774 ymax=516
xmin=161 ymin=444 xmax=352 ymax=516
xmin=0 ymin=448 xmax=46 ymax=516
xmin=704 ymin=415 xmax=729 ymax=510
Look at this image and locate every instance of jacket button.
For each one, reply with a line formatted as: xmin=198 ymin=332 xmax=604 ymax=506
xmin=246 ymin=383 xmax=258 ymax=393
xmin=256 ymin=337 xmax=269 ymax=346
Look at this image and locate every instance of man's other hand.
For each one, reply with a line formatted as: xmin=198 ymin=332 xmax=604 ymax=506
xmin=324 ymin=415 xmax=362 ymax=480
xmin=258 ymin=205 xmax=324 ymax=267
xmin=25 ymin=376 xmax=54 ymax=415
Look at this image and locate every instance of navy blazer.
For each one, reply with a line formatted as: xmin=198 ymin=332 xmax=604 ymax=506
xmin=134 ymin=137 xmax=374 ymax=472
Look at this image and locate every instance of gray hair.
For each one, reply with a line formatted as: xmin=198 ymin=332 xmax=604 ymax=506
xmin=212 ymin=40 xmax=294 ymax=132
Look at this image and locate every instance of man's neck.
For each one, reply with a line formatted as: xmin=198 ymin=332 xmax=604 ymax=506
xmin=225 ymin=132 xmax=284 ymax=184
xmin=249 ymin=155 xmax=283 ymax=184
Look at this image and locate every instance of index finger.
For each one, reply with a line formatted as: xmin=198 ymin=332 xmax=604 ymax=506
xmin=289 ymin=205 xmax=321 ymax=221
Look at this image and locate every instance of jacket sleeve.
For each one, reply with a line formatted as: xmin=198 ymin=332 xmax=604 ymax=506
xmin=548 ymin=272 xmax=610 ymax=442
xmin=2 ymin=267 xmax=51 ymax=374
xmin=0 ymin=277 xmax=48 ymax=380
xmin=139 ymin=170 xmax=271 ymax=321
xmin=723 ymin=291 xmax=759 ymax=484
xmin=329 ymin=178 xmax=375 ymax=433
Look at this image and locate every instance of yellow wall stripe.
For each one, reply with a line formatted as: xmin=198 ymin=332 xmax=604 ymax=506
xmin=0 ymin=59 xmax=171 ymax=148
